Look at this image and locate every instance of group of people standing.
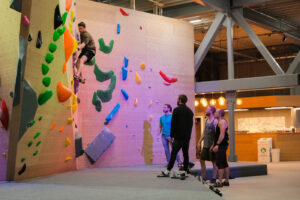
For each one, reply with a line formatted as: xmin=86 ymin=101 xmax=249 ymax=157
xmin=157 ymin=95 xmax=230 ymax=188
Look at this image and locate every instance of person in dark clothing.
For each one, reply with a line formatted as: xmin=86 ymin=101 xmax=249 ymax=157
xmin=75 ymin=22 xmax=96 ymax=83
xmin=213 ymin=109 xmax=230 ymax=187
xmin=157 ymin=94 xmax=194 ymax=177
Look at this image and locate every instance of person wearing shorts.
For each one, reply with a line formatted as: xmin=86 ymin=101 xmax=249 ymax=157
xmin=197 ymin=106 xmax=218 ymax=183
xmin=75 ymin=22 xmax=96 ymax=83
xmin=213 ymin=109 xmax=230 ymax=187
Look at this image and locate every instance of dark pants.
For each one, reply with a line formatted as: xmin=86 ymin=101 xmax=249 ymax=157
xmin=167 ymin=139 xmax=190 ymax=171
xmin=216 ymin=145 xmax=229 ymax=169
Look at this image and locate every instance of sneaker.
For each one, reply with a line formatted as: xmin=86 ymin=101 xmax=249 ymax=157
xmin=222 ymin=181 xmax=230 ymax=186
xmin=157 ymin=171 xmax=169 ymax=178
xmin=79 ymin=78 xmax=86 ymax=84
xmin=213 ymin=182 xmax=223 ymax=188
xmin=210 ymin=178 xmax=216 ymax=184
xmin=198 ymin=176 xmax=206 ymax=184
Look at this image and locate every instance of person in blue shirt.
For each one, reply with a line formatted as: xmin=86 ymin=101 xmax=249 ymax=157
xmin=158 ymin=104 xmax=181 ymax=165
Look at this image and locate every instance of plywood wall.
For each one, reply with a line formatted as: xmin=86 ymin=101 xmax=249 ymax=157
xmin=76 ymin=0 xmax=196 ymax=169
xmin=0 ymin=0 xmax=21 ymax=181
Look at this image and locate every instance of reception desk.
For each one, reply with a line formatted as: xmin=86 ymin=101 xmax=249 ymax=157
xmin=233 ymin=132 xmax=300 ymax=161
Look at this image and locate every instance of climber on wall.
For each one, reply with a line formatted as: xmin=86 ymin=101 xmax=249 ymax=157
xmin=74 ymin=21 xmax=96 ymax=84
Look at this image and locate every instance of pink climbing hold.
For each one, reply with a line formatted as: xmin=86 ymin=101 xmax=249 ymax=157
xmin=23 ymin=16 xmax=30 ymax=26
xmin=140 ymin=26 xmax=142 ymax=30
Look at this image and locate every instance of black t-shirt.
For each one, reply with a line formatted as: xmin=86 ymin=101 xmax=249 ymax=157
xmin=215 ymin=123 xmax=229 ymax=146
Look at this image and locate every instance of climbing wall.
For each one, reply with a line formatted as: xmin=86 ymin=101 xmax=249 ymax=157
xmin=76 ymin=0 xmax=196 ymax=169
xmin=6 ymin=0 xmax=78 ymax=181
xmin=0 ymin=0 xmax=21 ymax=181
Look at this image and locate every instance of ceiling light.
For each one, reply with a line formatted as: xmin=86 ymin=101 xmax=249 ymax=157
xmin=236 ymin=98 xmax=242 ymax=105
xmin=234 ymin=109 xmax=249 ymax=112
xmin=195 ymin=100 xmax=199 ymax=107
xmin=189 ymin=19 xmax=202 ymax=24
xmin=218 ymin=96 xmax=225 ymax=106
xmin=200 ymin=98 xmax=208 ymax=107
xmin=265 ymin=107 xmax=292 ymax=110
xmin=210 ymin=99 xmax=216 ymax=106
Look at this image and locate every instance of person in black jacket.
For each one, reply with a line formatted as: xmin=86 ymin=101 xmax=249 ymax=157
xmin=157 ymin=94 xmax=194 ymax=177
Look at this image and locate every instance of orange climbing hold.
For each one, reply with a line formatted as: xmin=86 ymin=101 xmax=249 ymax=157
xmin=62 ymin=62 xmax=67 ymax=74
xmin=59 ymin=126 xmax=64 ymax=132
xmin=65 ymin=156 xmax=72 ymax=161
xmin=50 ymin=122 xmax=57 ymax=130
xmin=66 ymin=0 xmax=72 ymax=12
xmin=64 ymin=26 xmax=74 ymax=62
xmin=57 ymin=81 xmax=72 ymax=102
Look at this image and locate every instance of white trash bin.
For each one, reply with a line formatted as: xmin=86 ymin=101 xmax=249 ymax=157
xmin=257 ymin=138 xmax=272 ymax=163
xmin=271 ymin=148 xmax=280 ymax=162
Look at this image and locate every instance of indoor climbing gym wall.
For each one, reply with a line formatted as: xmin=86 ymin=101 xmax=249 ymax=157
xmin=76 ymin=0 xmax=196 ymax=169
xmin=6 ymin=0 xmax=78 ymax=181
xmin=0 ymin=0 xmax=21 ymax=181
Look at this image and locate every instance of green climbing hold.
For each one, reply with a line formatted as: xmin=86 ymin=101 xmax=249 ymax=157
xmin=42 ymin=64 xmax=49 ymax=75
xmin=28 ymin=141 xmax=33 ymax=147
xmin=98 ymin=38 xmax=114 ymax=54
xmin=38 ymin=116 xmax=43 ymax=121
xmin=33 ymin=132 xmax=41 ymax=139
xmin=85 ymin=57 xmax=95 ymax=66
xmin=33 ymin=150 xmax=38 ymax=156
xmin=21 ymin=158 xmax=26 ymax=162
xmin=62 ymin=12 xmax=68 ymax=26
xmin=38 ymin=89 xmax=53 ymax=105
xmin=92 ymin=92 xmax=102 ymax=112
xmin=42 ymin=77 xmax=51 ymax=87
xmin=49 ymin=43 xmax=57 ymax=53
xmin=28 ymin=120 xmax=35 ymax=127
xmin=45 ymin=53 xmax=54 ymax=64
xmin=96 ymin=75 xmax=116 ymax=103
xmin=53 ymin=30 xmax=60 ymax=42
xmin=93 ymin=64 xmax=114 ymax=82
xmin=57 ymin=26 xmax=66 ymax=35
xmin=36 ymin=141 xmax=42 ymax=147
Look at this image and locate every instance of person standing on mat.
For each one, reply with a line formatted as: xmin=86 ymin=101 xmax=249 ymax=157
xmin=213 ymin=109 xmax=230 ymax=187
xmin=157 ymin=94 xmax=194 ymax=177
xmin=158 ymin=104 xmax=182 ymax=166
xmin=75 ymin=22 xmax=96 ymax=84
xmin=197 ymin=105 xmax=218 ymax=184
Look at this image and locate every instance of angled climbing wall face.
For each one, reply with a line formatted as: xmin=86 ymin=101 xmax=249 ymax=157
xmin=9 ymin=0 xmax=78 ymax=180
xmin=0 ymin=0 xmax=21 ymax=181
xmin=76 ymin=0 xmax=195 ymax=168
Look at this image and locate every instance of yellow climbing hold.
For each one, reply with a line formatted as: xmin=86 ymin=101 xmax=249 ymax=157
xmin=71 ymin=78 xmax=74 ymax=88
xmin=140 ymin=63 xmax=146 ymax=70
xmin=67 ymin=105 xmax=72 ymax=109
xmin=69 ymin=20 xmax=73 ymax=34
xmin=134 ymin=98 xmax=138 ymax=107
xmin=65 ymin=156 xmax=72 ymax=161
xmin=2 ymin=152 xmax=6 ymax=156
xmin=67 ymin=118 xmax=73 ymax=124
xmin=65 ymin=137 xmax=71 ymax=147
xmin=72 ymin=104 xmax=78 ymax=113
xmin=72 ymin=94 xmax=77 ymax=105
xmin=72 ymin=37 xmax=78 ymax=54
xmin=71 ymin=10 xmax=75 ymax=21
xmin=135 ymin=72 xmax=141 ymax=84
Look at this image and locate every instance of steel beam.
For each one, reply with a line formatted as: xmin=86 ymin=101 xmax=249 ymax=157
xmin=195 ymin=0 xmax=229 ymax=11
xmin=163 ymin=2 xmax=212 ymax=18
xmin=227 ymin=16 xmax=234 ymax=79
xmin=195 ymin=74 xmax=300 ymax=93
xmin=232 ymin=9 xmax=284 ymax=75
xmin=287 ymin=51 xmax=300 ymax=74
xmin=232 ymin=0 xmax=270 ymax=7
xmin=194 ymin=12 xmax=226 ymax=73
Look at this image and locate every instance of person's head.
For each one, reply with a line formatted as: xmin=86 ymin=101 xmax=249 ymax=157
xmin=78 ymin=22 xmax=86 ymax=34
xmin=215 ymin=109 xmax=225 ymax=119
xmin=205 ymin=105 xmax=216 ymax=117
xmin=177 ymin=94 xmax=188 ymax=105
xmin=163 ymin=104 xmax=172 ymax=114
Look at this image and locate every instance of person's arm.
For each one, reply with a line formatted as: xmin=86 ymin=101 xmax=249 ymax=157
xmin=213 ymin=120 xmax=226 ymax=152
xmin=170 ymin=109 xmax=177 ymax=139
xmin=158 ymin=118 xmax=162 ymax=137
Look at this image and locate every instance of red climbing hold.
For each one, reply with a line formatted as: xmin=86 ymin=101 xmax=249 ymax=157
xmin=140 ymin=26 xmax=142 ymax=30
xmin=159 ymin=71 xmax=178 ymax=83
xmin=120 ymin=8 xmax=129 ymax=16
xmin=163 ymin=82 xmax=171 ymax=86
xmin=0 ymin=100 xmax=9 ymax=130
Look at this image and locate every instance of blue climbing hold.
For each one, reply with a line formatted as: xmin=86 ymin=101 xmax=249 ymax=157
xmin=105 ymin=104 xmax=120 ymax=123
xmin=121 ymin=89 xmax=129 ymax=100
xmin=122 ymin=66 xmax=128 ymax=81
xmin=117 ymin=24 xmax=121 ymax=34
xmin=124 ymin=56 xmax=129 ymax=68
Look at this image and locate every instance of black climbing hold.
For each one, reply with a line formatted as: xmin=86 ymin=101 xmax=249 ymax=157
xmin=28 ymin=34 xmax=32 ymax=42
xmin=18 ymin=163 xmax=26 ymax=175
xmin=54 ymin=5 xmax=63 ymax=29
xmin=10 ymin=91 xmax=14 ymax=98
xmin=36 ymin=31 xmax=42 ymax=49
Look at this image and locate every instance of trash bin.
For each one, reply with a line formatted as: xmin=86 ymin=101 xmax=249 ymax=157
xmin=271 ymin=148 xmax=280 ymax=162
xmin=257 ymin=138 xmax=272 ymax=162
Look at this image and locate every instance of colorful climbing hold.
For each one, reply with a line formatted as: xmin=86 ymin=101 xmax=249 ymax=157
xmin=65 ymin=137 xmax=71 ymax=147
xmin=36 ymin=31 xmax=42 ymax=48
xmin=72 ymin=103 xmax=78 ymax=113
xmin=18 ymin=164 xmax=26 ymax=175
xmin=134 ymin=98 xmax=138 ymax=107
xmin=149 ymin=115 xmax=153 ymax=121
xmin=42 ymin=77 xmax=51 ymax=87
xmin=62 ymin=62 xmax=67 ymax=74
xmin=27 ymin=141 xmax=33 ymax=147
xmin=117 ymin=24 xmax=121 ymax=34
xmin=28 ymin=34 xmax=32 ymax=42
xmin=159 ymin=71 xmax=178 ymax=83
xmin=120 ymin=8 xmax=129 ymax=16
xmin=21 ymin=158 xmax=26 ymax=162
xmin=94 ymin=64 xmax=114 ymax=82
xmin=62 ymin=12 xmax=68 ymax=26
xmin=140 ymin=63 xmax=146 ymax=70
xmin=148 ymin=100 xmax=152 ymax=107
xmin=66 ymin=0 xmax=72 ymax=12
xmin=140 ymin=26 xmax=142 ymax=30
xmin=135 ymin=72 xmax=142 ymax=84
xmin=57 ymin=26 xmax=66 ymax=35
xmin=67 ymin=118 xmax=73 ymax=124
xmin=72 ymin=37 xmax=78 ymax=54
xmin=105 ymin=103 xmax=120 ymax=123
xmin=33 ymin=132 xmax=41 ymax=139
xmin=42 ymin=63 xmax=49 ymax=75
xmin=53 ymin=30 xmax=60 ymax=41
xmin=56 ymin=82 xmax=72 ymax=102
xmin=163 ymin=82 xmax=171 ymax=86
xmin=28 ymin=120 xmax=35 ymax=127
xmin=124 ymin=56 xmax=129 ymax=68
xmin=23 ymin=15 xmax=30 ymax=26
xmin=38 ymin=89 xmax=53 ymax=105
xmin=71 ymin=10 xmax=75 ymax=21
xmin=49 ymin=42 xmax=57 ymax=53
xmin=45 ymin=53 xmax=54 ymax=64
xmin=50 ymin=122 xmax=57 ymax=130
xmin=54 ymin=5 xmax=62 ymax=29
xmin=121 ymin=89 xmax=129 ymax=100
xmin=59 ymin=126 xmax=64 ymax=132
xmin=84 ymin=56 xmax=95 ymax=66
xmin=98 ymin=38 xmax=114 ymax=54
xmin=92 ymin=92 xmax=102 ymax=112
xmin=64 ymin=27 xmax=74 ymax=62
xmin=122 ymin=67 xmax=128 ymax=81
xmin=36 ymin=141 xmax=42 ymax=147
xmin=96 ymin=75 xmax=116 ymax=103
xmin=33 ymin=150 xmax=38 ymax=156
xmin=38 ymin=116 xmax=43 ymax=121
xmin=65 ymin=156 xmax=72 ymax=161
xmin=0 ymin=100 xmax=9 ymax=130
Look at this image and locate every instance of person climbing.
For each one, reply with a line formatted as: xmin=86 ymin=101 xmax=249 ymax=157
xmin=158 ymin=104 xmax=182 ymax=167
xmin=197 ymin=105 xmax=218 ymax=184
xmin=213 ymin=109 xmax=230 ymax=187
xmin=157 ymin=94 xmax=194 ymax=178
xmin=74 ymin=22 xmax=96 ymax=84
